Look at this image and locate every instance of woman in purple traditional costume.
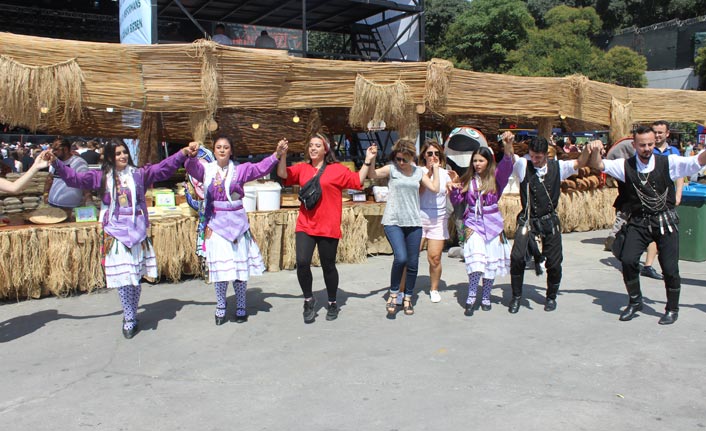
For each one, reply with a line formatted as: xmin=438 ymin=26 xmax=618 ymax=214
xmin=50 ymin=139 xmax=196 ymax=339
xmin=449 ymin=132 xmax=515 ymax=316
xmin=184 ymin=136 xmax=288 ymax=326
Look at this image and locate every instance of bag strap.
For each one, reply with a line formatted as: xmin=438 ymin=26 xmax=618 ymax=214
xmin=312 ymin=162 xmax=327 ymax=180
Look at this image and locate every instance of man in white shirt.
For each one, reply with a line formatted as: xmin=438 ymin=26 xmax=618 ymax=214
xmin=212 ymin=23 xmax=233 ymax=46
xmin=508 ymin=136 xmax=590 ymax=313
xmin=588 ymin=125 xmax=706 ymax=324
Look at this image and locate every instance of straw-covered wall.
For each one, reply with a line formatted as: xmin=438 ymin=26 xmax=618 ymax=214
xmin=2 ymin=31 xmax=706 ymax=149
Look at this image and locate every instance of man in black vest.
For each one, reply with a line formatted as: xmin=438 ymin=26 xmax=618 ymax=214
xmin=509 ymin=136 xmax=590 ymax=313
xmin=589 ymin=125 xmax=706 ymax=324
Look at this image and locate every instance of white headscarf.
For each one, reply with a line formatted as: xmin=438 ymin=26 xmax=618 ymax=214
xmin=100 ymin=166 xmax=137 ymax=225
xmin=202 ymin=160 xmax=236 ymax=209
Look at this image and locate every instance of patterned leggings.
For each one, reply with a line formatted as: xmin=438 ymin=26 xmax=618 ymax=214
xmin=117 ymin=285 xmax=142 ymax=330
xmin=214 ymin=280 xmax=247 ymax=317
xmin=467 ymin=272 xmax=493 ymax=306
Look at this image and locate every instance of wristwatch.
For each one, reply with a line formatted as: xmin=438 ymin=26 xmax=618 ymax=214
xmin=364 ymin=162 xmax=372 ymax=166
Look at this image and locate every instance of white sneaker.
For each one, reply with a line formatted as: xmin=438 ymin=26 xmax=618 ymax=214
xmin=430 ymin=290 xmax=441 ymax=303
xmin=448 ymin=247 xmax=463 ymax=259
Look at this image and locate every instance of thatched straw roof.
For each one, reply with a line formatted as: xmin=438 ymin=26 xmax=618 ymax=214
xmin=2 ymin=31 xmax=706 ymax=160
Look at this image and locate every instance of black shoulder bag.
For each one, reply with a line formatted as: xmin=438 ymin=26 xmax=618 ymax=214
xmin=298 ymin=163 xmax=327 ymax=210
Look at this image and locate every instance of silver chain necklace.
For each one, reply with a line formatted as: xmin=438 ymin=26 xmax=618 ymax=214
xmin=637 ymin=171 xmax=649 ymax=186
xmin=633 ymin=181 xmax=668 ymax=211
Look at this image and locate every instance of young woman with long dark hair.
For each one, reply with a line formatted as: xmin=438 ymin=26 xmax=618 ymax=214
xmin=185 ymin=136 xmax=287 ymax=325
xmin=448 ymin=132 xmax=515 ymax=316
xmin=49 ymin=138 xmax=196 ymax=338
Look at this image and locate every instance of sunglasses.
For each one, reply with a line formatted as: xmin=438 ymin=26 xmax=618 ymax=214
xmin=425 ymin=151 xmax=440 ymax=157
xmin=395 ymin=157 xmax=410 ymax=164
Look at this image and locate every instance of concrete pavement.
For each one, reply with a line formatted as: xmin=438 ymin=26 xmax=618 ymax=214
xmin=1 ymin=229 xmax=705 ymax=430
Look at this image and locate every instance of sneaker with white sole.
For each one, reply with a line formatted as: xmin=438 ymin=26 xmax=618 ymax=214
xmin=430 ymin=290 xmax=441 ymax=303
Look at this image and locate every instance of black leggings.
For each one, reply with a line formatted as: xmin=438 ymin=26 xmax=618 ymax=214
xmin=295 ymin=232 xmax=340 ymax=302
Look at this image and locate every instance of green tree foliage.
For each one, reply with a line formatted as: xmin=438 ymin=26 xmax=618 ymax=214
xmin=671 ymin=121 xmax=699 ymax=144
xmin=507 ymin=6 xmax=647 ymax=87
xmin=527 ymin=0 xmax=706 ymax=32
xmin=527 ymin=0 xmax=596 ymax=27
xmin=424 ymin=0 xmax=472 ymax=58
xmin=436 ymin=0 xmax=536 ymax=72
xmin=307 ymin=31 xmax=347 ymax=57
xmin=694 ymin=46 xmax=706 ymax=89
xmin=590 ymin=46 xmax=647 ymax=87
xmin=544 ymin=4 xmax=602 ymax=35
xmin=507 ymin=6 xmax=602 ymax=76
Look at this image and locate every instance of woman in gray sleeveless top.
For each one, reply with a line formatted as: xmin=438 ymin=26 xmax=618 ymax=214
xmin=367 ymin=139 xmax=439 ymax=317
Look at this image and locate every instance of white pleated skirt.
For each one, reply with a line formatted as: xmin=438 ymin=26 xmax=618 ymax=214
xmin=103 ymin=239 xmax=158 ymax=288
xmin=463 ymin=231 xmax=511 ymax=279
xmin=205 ymin=230 xmax=265 ymax=283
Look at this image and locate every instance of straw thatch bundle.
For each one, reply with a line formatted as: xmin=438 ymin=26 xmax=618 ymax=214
xmin=0 ymin=224 xmax=103 ymax=300
xmin=0 ymin=54 xmax=83 ymax=131
xmin=151 ymin=217 xmax=202 ymax=282
xmin=278 ymin=57 xmax=426 ymax=109
xmin=188 ymin=40 xmax=219 ymax=117
xmin=138 ymin=111 xmax=162 ymax=166
xmin=565 ymin=74 xmax=589 ymax=120
xmin=397 ymin=105 xmax=420 ymax=140
xmin=446 ymin=70 xmax=562 ymax=118
xmin=338 ymin=207 xmax=367 ymax=264
xmin=499 ymin=194 xmax=522 ymax=238
xmin=349 ymin=74 xmax=411 ymax=131
xmin=305 ymin=108 xmax=323 ymax=139
xmin=425 ymin=58 xmax=453 ymax=113
xmin=189 ymin=110 xmax=211 ymax=144
xmin=610 ymin=97 xmax=633 ymax=144
xmin=5 ymin=32 xmax=706 ymax=155
xmin=219 ymin=108 xmax=314 ymax=155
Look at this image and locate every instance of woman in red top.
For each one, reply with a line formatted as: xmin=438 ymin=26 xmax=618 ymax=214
xmin=277 ymin=133 xmax=376 ymax=323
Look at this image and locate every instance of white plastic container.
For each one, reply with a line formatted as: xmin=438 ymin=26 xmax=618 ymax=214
xmin=243 ymin=185 xmax=257 ymax=212
xmin=373 ymin=186 xmax=389 ymax=202
xmin=256 ymin=182 xmax=282 ymax=211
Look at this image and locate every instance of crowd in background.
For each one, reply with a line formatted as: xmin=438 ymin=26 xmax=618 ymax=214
xmin=0 ymin=139 xmax=105 ymax=174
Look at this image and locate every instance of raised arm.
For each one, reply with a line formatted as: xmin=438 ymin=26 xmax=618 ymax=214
xmin=501 ymin=131 xmax=515 ymax=158
xmin=358 ymin=145 xmax=377 ymax=185
xmin=495 ymin=154 xmax=515 ymax=191
xmin=574 ymin=142 xmax=592 ymax=170
xmin=236 ymin=140 xmax=288 ymax=184
xmin=142 ymin=149 xmax=188 ymax=186
xmin=699 ymin=149 xmax=706 ymax=166
xmin=276 ymin=139 xmax=289 ymax=180
xmin=0 ymin=150 xmax=51 ymax=194
xmin=420 ymin=163 xmax=440 ymax=193
xmin=182 ymin=141 xmax=204 ymax=180
xmin=587 ymin=141 xmax=605 ymax=171
xmin=52 ymin=154 xmax=102 ymax=190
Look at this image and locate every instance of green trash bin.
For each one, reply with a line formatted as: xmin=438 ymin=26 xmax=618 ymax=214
xmin=677 ymin=183 xmax=706 ymax=262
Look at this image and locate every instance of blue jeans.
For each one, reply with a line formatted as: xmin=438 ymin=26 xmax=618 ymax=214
xmin=384 ymin=225 xmax=423 ymax=296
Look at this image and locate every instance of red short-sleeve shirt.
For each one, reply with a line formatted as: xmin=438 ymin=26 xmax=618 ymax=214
xmin=285 ymin=162 xmax=362 ymax=238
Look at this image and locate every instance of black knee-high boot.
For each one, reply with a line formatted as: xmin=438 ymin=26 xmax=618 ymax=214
xmin=509 ymin=274 xmax=524 ymax=313
xmin=545 ymin=283 xmax=559 ymax=311
xmin=665 ymin=287 xmax=680 ymax=312
xmin=619 ymin=279 xmax=643 ymax=321
xmin=659 ymin=288 xmax=680 ymax=325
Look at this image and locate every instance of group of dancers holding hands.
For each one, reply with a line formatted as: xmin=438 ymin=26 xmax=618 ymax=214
xmin=7 ymin=122 xmax=704 ymax=338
